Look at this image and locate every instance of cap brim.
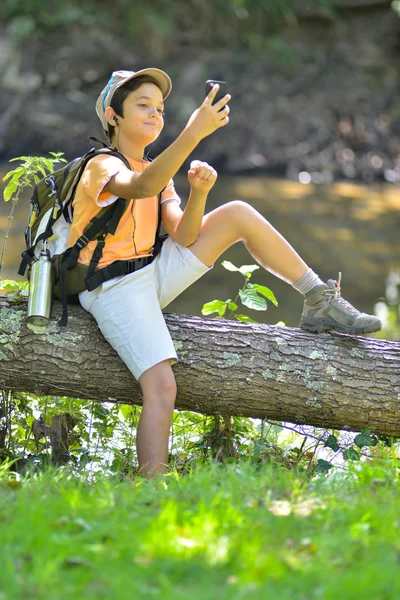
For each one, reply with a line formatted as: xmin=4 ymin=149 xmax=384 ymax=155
xmin=115 ymin=68 xmax=172 ymax=100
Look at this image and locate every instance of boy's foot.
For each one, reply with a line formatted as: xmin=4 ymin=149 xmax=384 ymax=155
xmin=299 ymin=273 xmax=381 ymax=335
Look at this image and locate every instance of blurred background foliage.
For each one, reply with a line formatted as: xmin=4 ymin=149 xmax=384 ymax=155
xmin=5 ymin=0 xmax=399 ymax=51
xmin=5 ymin=0 xmax=337 ymax=49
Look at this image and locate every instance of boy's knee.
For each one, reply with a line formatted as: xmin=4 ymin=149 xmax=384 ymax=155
xmin=224 ymin=200 xmax=255 ymax=234
xmin=140 ymin=363 xmax=177 ymax=412
xmin=149 ymin=384 xmax=176 ymax=415
xmin=158 ymin=378 xmax=177 ymax=409
xmin=227 ymin=200 xmax=254 ymax=220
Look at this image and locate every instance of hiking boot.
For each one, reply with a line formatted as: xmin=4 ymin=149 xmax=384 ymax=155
xmin=299 ymin=273 xmax=381 ymax=335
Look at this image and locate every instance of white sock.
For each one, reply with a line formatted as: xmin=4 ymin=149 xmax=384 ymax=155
xmin=292 ymin=268 xmax=324 ymax=296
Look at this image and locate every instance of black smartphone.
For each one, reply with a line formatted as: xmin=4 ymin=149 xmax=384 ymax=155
xmin=205 ymin=80 xmax=228 ymax=107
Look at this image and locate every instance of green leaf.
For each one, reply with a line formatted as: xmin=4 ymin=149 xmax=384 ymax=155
xmin=221 ymin=261 xmax=260 ymax=277
xmin=324 ymin=434 xmax=340 ymax=452
xmin=343 ymin=447 xmax=360 ymax=461
xmin=221 ymin=260 xmax=240 ymax=272
xmin=250 ymin=284 xmax=278 ymax=306
xmin=49 ymin=151 xmax=67 ymax=163
xmin=38 ymin=166 xmax=48 ymax=178
xmin=119 ymin=405 xmax=135 ymax=421
xmin=314 ymin=459 xmax=333 ymax=474
xmin=43 ymin=159 xmax=54 ymax=171
xmin=239 ymin=289 xmax=267 ymax=311
xmin=238 ymin=264 xmax=260 ymax=277
xmin=2 ymin=167 xmax=24 ymax=183
xmin=354 ymin=429 xmax=378 ymax=448
xmin=10 ymin=170 xmax=25 ymax=183
xmin=0 ymin=279 xmax=25 ymax=290
xmin=217 ymin=303 xmax=228 ymax=317
xmin=227 ymin=302 xmax=238 ymax=311
xmin=235 ymin=313 xmax=256 ymax=323
xmin=4 ymin=179 xmax=19 ymax=201
xmin=94 ymin=405 xmax=109 ymax=417
xmin=9 ymin=156 xmax=28 ymax=162
xmin=201 ymin=300 xmax=227 ymax=316
xmin=2 ymin=172 xmax=14 ymax=183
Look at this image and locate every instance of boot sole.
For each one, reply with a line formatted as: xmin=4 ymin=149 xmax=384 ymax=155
xmin=300 ymin=317 xmax=382 ymax=335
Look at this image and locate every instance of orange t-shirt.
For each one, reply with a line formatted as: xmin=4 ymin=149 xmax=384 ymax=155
xmin=67 ymin=154 xmax=181 ymax=268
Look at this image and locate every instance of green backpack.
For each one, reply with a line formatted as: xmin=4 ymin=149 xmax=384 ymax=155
xmin=19 ymin=138 xmax=166 ymax=326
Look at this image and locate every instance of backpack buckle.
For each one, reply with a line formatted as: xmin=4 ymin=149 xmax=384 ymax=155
xmin=95 ymin=234 xmax=106 ymax=249
xmin=76 ymin=234 xmax=90 ymax=250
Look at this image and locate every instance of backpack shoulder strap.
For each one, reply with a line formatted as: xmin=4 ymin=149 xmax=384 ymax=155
xmin=58 ymin=146 xmax=134 ymax=325
xmin=58 ymin=197 xmax=128 ymax=326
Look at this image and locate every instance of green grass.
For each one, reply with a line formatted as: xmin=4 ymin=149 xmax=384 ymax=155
xmin=0 ymin=459 xmax=399 ymax=600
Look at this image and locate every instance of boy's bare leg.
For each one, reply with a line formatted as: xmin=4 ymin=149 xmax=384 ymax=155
xmin=137 ymin=360 xmax=176 ymax=477
xmin=188 ymin=200 xmax=381 ymax=335
xmin=188 ymin=200 xmax=308 ymax=281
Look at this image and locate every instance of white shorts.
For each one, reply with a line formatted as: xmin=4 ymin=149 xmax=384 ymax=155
xmin=78 ymin=237 xmax=212 ymax=380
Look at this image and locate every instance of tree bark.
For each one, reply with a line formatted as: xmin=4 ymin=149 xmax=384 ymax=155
xmin=1 ymin=296 xmax=399 ymax=437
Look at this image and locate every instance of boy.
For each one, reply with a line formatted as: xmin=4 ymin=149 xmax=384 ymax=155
xmin=69 ymin=68 xmax=381 ymax=476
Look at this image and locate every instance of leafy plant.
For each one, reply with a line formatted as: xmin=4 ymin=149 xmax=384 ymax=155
xmin=2 ymin=153 xmax=66 ymax=202
xmin=1 ymin=152 xmax=66 ymax=279
xmin=312 ymin=429 xmax=383 ymax=475
xmin=201 ymin=260 xmax=278 ymax=322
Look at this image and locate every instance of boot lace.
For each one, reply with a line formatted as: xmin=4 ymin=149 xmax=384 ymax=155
xmin=324 ymin=272 xmax=359 ymax=315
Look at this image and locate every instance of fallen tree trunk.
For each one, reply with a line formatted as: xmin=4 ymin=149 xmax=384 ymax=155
xmin=0 ymin=296 xmax=399 ymax=436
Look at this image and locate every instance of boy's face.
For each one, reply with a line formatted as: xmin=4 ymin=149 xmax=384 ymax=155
xmin=119 ymin=82 xmax=165 ymax=144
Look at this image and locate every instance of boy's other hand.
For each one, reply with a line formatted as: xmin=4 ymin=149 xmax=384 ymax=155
xmin=188 ymin=160 xmax=217 ymax=193
xmin=185 ymin=84 xmax=230 ymax=142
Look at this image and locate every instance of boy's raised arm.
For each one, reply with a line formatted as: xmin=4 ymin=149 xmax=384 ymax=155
xmin=104 ymin=85 xmax=230 ymax=200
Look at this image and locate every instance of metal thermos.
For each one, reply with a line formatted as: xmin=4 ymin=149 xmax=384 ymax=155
xmin=27 ymin=244 xmax=54 ymax=326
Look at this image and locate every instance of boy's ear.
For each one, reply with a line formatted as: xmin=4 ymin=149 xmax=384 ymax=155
xmin=104 ymin=107 xmax=117 ymax=126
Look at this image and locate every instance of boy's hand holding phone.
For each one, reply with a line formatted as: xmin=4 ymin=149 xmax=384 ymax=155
xmin=186 ymin=82 xmax=231 ymax=142
xmin=188 ymin=160 xmax=218 ymax=194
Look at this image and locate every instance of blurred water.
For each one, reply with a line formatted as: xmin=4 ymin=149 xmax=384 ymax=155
xmin=1 ymin=168 xmax=399 ymax=327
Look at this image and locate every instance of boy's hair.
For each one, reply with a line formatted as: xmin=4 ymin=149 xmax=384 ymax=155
xmin=106 ymin=74 xmax=163 ymax=144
